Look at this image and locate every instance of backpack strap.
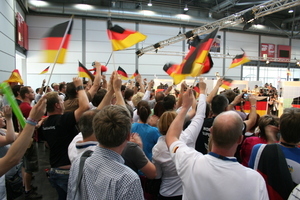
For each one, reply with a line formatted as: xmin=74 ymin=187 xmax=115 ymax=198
xmin=73 ymin=150 xmax=93 ymax=200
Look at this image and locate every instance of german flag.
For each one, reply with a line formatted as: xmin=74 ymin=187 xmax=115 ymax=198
xmin=78 ymin=61 xmax=95 ymax=81
xmin=4 ymin=69 xmax=23 ymax=84
xmin=229 ymin=53 xmax=250 ymax=69
xmin=129 ymin=69 xmax=139 ymax=79
xmin=107 ymin=19 xmax=147 ymax=51
xmin=117 ymin=66 xmax=129 ymax=80
xmin=40 ymin=66 xmax=50 ymax=74
xmin=180 ymin=28 xmax=218 ymax=77
xmin=221 ymin=78 xmax=233 ymax=90
xmin=163 ymin=63 xmax=186 ymax=85
xmin=42 ymin=18 xmax=73 ymax=64
xmin=200 ymin=53 xmax=213 ymax=75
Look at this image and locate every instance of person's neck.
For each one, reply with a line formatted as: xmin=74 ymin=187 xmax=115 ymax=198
xmin=22 ymin=98 xmax=31 ymax=104
xmin=279 ymin=139 xmax=297 ymax=148
xmin=82 ymin=134 xmax=97 ymax=143
xmin=210 ymin=146 xmax=236 ymax=157
xmin=100 ymin=141 xmax=127 ymax=155
xmin=48 ymin=110 xmax=63 ymax=116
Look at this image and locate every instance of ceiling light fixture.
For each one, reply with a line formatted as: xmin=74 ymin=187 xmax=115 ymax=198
xmin=148 ymin=0 xmax=152 ymax=6
xmin=266 ymin=60 xmax=270 ymax=64
xmin=184 ymin=4 xmax=189 ymax=11
xmin=288 ymin=9 xmax=294 ymax=13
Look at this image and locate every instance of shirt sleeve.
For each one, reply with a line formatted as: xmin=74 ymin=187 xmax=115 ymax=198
xmin=248 ymin=144 xmax=261 ymax=169
xmin=128 ymin=144 xmax=149 ymax=170
xmin=179 ymin=94 xmax=206 ymax=147
xmin=142 ymin=90 xmax=151 ymax=101
xmin=169 ymin=140 xmax=203 ymax=176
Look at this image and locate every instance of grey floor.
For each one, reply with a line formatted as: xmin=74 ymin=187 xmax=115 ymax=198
xmin=15 ymin=142 xmax=58 ymax=200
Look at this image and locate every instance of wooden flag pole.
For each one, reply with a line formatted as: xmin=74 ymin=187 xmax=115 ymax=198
xmin=45 ymin=15 xmax=74 ymax=91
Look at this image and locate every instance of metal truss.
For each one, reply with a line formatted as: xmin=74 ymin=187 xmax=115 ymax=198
xmin=136 ymin=0 xmax=300 ymax=57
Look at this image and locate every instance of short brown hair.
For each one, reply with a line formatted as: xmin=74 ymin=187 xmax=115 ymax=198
xmin=45 ymin=92 xmax=60 ymax=112
xmin=158 ymin=111 xmax=177 ymax=135
xmin=93 ymin=105 xmax=131 ymax=147
xmin=280 ymin=108 xmax=300 ymax=143
xmin=258 ymin=115 xmax=279 ymax=140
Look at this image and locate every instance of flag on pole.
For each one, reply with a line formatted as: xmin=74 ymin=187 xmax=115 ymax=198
xmin=163 ymin=63 xmax=187 ymax=85
xmin=180 ymin=28 xmax=218 ymax=77
xmin=4 ymin=69 xmax=23 ymax=85
xmin=78 ymin=61 xmax=95 ymax=81
xmin=199 ymin=53 xmax=213 ymax=75
xmin=107 ymin=19 xmax=147 ymax=51
xmin=221 ymin=78 xmax=233 ymax=90
xmin=117 ymin=66 xmax=129 ymax=80
xmin=42 ymin=18 xmax=73 ymax=64
xmin=40 ymin=66 xmax=50 ymax=74
xmin=229 ymin=52 xmax=250 ymax=69
xmin=129 ymin=69 xmax=139 ymax=79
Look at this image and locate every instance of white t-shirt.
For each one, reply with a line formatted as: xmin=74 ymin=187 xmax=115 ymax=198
xmin=169 ymin=140 xmax=269 ymax=200
xmin=68 ymin=133 xmax=98 ymax=163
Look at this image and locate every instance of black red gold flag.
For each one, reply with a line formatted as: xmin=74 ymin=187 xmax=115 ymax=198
xmin=117 ymin=66 xmax=129 ymax=80
xmin=40 ymin=66 xmax=50 ymax=74
xmin=42 ymin=19 xmax=73 ymax=64
xmin=107 ymin=19 xmax=147 ymax=51
xmin=229 ymin=53 xmax=250 ymax=69
xmin=78 ymin=61 xmax=95 ymax=81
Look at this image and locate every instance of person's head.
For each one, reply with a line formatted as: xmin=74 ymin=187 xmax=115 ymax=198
xmin=132 ymin=92 xmax=144 ymax=107
xmin=43 ymin=86 xmax=52 ymax=93
xmin=155 ymin=91 xmax=165 ymax=102
xmin=78 ymin=110 xmax=99 ymax=139
xmin=163 ymin=95 xmax=176 ymax=111
xmin=51 ymin=82 xmax=59 ymax=91
xmin=257 ymin=115 xmax=279 ymax=139
xmin=153 ymin=101 xmax=165 ymax=118
xmin=158 ymin=111 xmax=177 ymax=135
xmin=45 ymin=92 xmax=64 ymax=113
xmin=211 ymin=111 xmax=243 ymax=149
xmin=12 ymin=85 xmax=23 ymax=98
xmin=59 ymin=83 xmax=66 ymax=94
xmin=65 ymin=82 xmax=77 ymax=99
xmin=124 ymin=89 xmax=134 ymax=101
xmin=211 ymin=95 xmax=229 ymax=115
xmin=92 ymin=89 xmax=107 ymax=107
xmin=221 ymin=90 xmax=236 ymax=104
xmin=137 ymin=100 xmax=151 ymax=123
xmin=255 ymin=85 xmax=258 ymax=88
xmin=20 ymin=86 xmax=35 ymax=101
xmin=93 ymin=105 xmax=131 ymax=148
xmin=280 ymin=108 xmax=300 ymax=144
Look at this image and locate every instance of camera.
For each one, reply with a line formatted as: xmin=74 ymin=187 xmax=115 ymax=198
xmin=242 ymin=93 xmax=249 ymax=100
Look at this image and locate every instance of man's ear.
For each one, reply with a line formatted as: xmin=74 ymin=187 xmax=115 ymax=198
xmin=237 ymin=135 xmax=244 ymax=145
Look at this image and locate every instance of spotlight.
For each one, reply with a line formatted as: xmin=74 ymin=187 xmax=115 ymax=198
xmin=243 ymin=23 xmax=252 ymax=31
xmin=184 ymin=30 xmax=194 ymax=39
xmin=288 ymin=9 xmax=294 ymax=13
xmin=184 ymin=4 xmax=188 ymax=11
xmin=153 ymin=43 xmax=161 ymax=49
xmin=136 ymin=50 xmax=144 ymax=57
xmin=148 ymin=0 xmax=152 ymax=6
xmin=266 ymin=60 xmax=270 ymax=64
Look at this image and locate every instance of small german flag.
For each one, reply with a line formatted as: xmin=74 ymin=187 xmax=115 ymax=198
xmin=163 ymin=63 xmax=186 ymax=85
xmin=40 ymin=66 xmax=50 ymax=74
xmin=129 ymin=69 xmax=139 ymax=79
xmin=107 ymin=19 xmax=147 ymax=51
xmin=78 ymin=61 xmax=95 ymax=81
xmin=42 ymin=18 xmax=73 ymax=64
xmin=117 ymin=66 xmax=129 ymax=80
xmin=229 ymin=52 xmax=250 ymax=69
xmin=221 ymin=78 xmax=233 ymax=90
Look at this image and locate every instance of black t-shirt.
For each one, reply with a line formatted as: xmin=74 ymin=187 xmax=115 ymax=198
xmin=42 ymin=112 xmax=78 ymax=168
xmin=121 ymin=142 xmax=148 ymax=174
xmin=195 ymin=117 xmax=215 ymax=155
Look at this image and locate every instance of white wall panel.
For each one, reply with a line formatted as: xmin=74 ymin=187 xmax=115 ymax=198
xmin=0 ymin=0 xmax=14 ymax=25
xmin=291 ymin=39 xmax=300 ymax=59
xmin=226 ymin=32 xmax=259 ymax=57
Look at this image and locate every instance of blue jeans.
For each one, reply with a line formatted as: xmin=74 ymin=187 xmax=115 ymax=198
xmin=49 ymin=169 xmax=69 ymax=200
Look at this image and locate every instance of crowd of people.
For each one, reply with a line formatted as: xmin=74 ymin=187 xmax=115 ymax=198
xmin=0 ymin=61 xmax=299 ymax=200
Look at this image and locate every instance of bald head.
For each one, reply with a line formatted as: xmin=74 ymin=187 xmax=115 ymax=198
xmin=211 ymin=111 xmax=243 ymax=148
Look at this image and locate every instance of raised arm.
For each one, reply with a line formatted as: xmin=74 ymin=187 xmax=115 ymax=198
xmin=97 ymin=73 xmax=114 ymax=110
xmin=166 ymin=88 xmax=194 ymax=148
xmin=73 ymin=77 xmax=90 ymax=122
xmin=206 ymin=78 xmax=223 ymax=103
xmin=87 ymin=61 xmax=102 ymax=99
xmin=0 ymin=106 xmax=16 ymax=146
xmin=0 ymin=96 xmax=46 ymax=176
xmin=142 ymin=80 xmax=154 ymax=101
xmin=176 ymin=81 xmax=188 ymax=109
xmin=113 ymin=71 xmax=126 ymax=107
xmin=180 ymin=81 xmax=207 ymax=147
xmin=243 ymin=95 xmax=257 ymax=132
